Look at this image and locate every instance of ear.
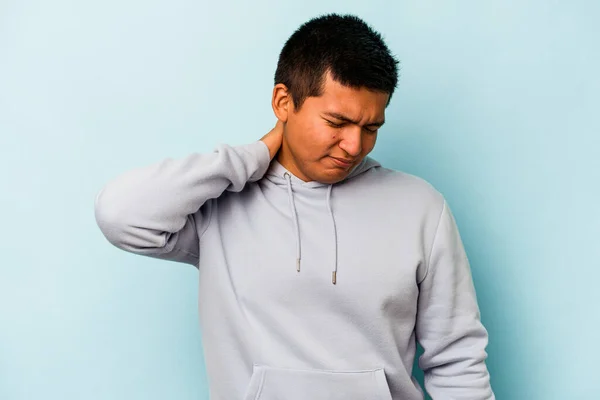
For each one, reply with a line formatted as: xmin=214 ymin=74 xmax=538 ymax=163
xmin=271 ymin=83 xmax=292 ymax=123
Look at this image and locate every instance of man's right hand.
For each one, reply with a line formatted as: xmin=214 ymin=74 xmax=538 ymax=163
xmin=260 ymin=120 xmax=284 ymax=160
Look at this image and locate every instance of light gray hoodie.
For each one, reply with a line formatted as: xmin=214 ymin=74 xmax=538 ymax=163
xmin=95 ymin=140 xmax=494 ymax=400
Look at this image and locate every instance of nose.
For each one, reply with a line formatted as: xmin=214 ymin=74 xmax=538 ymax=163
xmin=338 ymin=128 xmax=362 ymax=157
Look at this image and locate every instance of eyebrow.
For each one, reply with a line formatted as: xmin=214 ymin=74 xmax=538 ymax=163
xmin=323 ymin=112 xmax=385 ymax=128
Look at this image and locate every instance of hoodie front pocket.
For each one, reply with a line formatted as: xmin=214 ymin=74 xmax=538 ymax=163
xmin=242 ymin=365 xmax=393 ymax=400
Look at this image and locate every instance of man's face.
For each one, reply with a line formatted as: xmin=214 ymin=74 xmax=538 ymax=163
xmin=277 ymin=72 xmax=389 ymax=184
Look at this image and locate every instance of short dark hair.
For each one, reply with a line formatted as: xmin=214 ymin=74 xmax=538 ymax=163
xmin=275 ymin=13 xmax=399 ymax=110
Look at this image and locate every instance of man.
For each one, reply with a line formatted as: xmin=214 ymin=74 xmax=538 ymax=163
xmin=95 ymin=13 xmax=494 ymax=400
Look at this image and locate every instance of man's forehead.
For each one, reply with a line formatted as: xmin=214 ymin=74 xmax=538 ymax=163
xmin=322 ymin=80 xmax=388 ymax=106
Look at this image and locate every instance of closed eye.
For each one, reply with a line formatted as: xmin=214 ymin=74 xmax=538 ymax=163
xmin=325 ymin=119 xmax=380 ymax=133
xmin=326 ymin=120 xmax=344 ymax=128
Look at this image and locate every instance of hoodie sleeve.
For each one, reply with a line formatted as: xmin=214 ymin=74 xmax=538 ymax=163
xmin=94 ymin=141 xmax=271 ymax=266
xmin=416 ymin=200 xmax=494 ymax=399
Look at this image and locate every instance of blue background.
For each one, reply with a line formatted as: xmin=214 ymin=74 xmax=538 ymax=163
xmin=1 ymin=1 xmax=598 ymax=399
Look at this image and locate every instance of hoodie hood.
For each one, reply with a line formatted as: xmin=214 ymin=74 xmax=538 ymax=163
xmin=263 ymin=157 xmax=381 ymax=284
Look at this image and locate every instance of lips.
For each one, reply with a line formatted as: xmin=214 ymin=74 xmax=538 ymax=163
xmin=330 ymin=157 xmax=355 ymax=168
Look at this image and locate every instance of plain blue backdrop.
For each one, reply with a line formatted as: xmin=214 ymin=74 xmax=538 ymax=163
xmin=1 ymin=1 xmax=598 ymax=399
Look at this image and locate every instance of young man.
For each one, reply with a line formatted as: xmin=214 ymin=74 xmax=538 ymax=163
xmin=95 ymin=14 xmax=494 ymax=400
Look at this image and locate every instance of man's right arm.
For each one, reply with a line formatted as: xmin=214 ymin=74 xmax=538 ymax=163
xmin=95 ymin=123 xmax=283 ymax=266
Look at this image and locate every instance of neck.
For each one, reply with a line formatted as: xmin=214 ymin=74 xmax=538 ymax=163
xmin=275 ymin=142 xmax=311 ymax=182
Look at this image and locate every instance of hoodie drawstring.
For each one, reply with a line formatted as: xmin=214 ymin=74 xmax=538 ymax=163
xmin=284 ymin=173 xmax=301 ymax=273
xmin=326 ymin=185 xmax=338 ymax=285
xmin=283 ymin=172 xmax=338 ymax=285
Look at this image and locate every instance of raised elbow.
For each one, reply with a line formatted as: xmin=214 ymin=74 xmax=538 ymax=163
xmin=94 ymin=186 xmax=130 ymax=248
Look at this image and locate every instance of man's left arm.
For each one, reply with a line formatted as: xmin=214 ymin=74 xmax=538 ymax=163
xmin=416 ymin=200 xmax=495 ymax=399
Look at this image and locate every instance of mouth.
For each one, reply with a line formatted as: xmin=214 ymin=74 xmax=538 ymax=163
xmin=329 ymin=156 xmax=355 ymax=169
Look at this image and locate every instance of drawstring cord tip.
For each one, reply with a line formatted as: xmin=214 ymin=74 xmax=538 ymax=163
xmin=296 ymin=259 xmax=301 ymax=272
xmin=332 ymin=271 xmax=337 ymax=285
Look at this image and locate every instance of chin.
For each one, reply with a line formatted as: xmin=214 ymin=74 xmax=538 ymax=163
xmin=302 ymin=160 xmax=352 ymax=184
xmin=313 ymin=170 xmax=349 ymax=185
